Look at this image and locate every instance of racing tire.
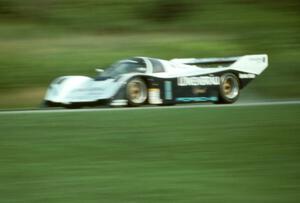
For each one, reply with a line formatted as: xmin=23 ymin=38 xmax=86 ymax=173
xmin=64 ymin=103 xmax=81 ymax=109
xmin=40 ymin=100 xmax=57 ymax=108
xmin=126 ymin=77 xmax=148 ymax=107
xmin=218 ymin=73 xmax=240 ymax=104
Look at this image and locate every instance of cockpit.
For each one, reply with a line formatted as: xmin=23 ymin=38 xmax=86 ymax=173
xmin=99 ymin=58 xmax=147 ymax=78
xmin=148 ymin=58 xmax=165 ymax=73
xmin=95 ymin=57 xmax=166 ymax=81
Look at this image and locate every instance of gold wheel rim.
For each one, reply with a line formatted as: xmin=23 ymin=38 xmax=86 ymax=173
xmin=223 ymin=79 xmax=232 ymax=95
xmin=221 ymin=75 xmax=239 ymax=99
xmin=128 ymin=83 xmax=142 ymax=100
xmin=127 ymin=79 xmax=147 ymax=104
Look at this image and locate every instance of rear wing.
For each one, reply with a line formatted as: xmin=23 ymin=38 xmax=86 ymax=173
xmin=171 ymin=54 xmax=268 ymax=75
xmin=170 ymin=56 xmax=240 ymax=65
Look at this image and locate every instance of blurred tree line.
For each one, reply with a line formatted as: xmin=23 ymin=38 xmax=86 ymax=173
xmin=0 ymin=0 xmax=299 ymax=58
xmin=0 ymin=0 xmax=298 ymax=31
xmin=0 ymin=0 xmax=299 ymax=106
xmin=0 ymin=0 xmax=194 ymax=28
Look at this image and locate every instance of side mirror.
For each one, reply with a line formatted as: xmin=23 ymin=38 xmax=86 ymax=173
xmin=95 ymin=68 xmax=104 ymax=73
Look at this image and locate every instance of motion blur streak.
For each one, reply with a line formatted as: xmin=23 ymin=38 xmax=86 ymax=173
xmin=0 ymin=100 xmax=300 ymax=115
xmin=0 ymin=104 xmax=300 ymax=202
xmin=0 ymin=1 xmax=300 ymax=202
xmin=0 ymin=0 xmax=300 ymax=108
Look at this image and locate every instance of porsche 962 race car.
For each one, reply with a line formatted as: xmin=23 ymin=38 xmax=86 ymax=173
xmin=43 ymin=54 xmax=268 ymax=107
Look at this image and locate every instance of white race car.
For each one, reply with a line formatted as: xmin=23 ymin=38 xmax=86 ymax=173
xmin=43 ymin=54 xmax=268 ymax=108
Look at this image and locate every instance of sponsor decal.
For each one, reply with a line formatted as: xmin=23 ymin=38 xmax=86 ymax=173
xmin=239 ymin=73 xmax=256 ymax=79
xmin=164 ymin=81 xmax=173 ymax=100
xmin=178 ymin=76 xmax=220 ymax=86
xmin=249 ymin=56 xmax=264 ymax=63
xmin=192 ymin=87 xmax=207 ymax=94
xmin=73 ymin=87 xmax=104 ymax=95
xmin=110 ymin=100 xmax=128 ymax=106
xmin=176 ymin=97 xmax=218 ymax=102
xmin=148 ymin=88 xmax=163 ymax=104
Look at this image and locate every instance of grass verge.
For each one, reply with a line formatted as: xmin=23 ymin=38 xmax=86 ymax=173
xmin=0 ymin=105 xmax=299 ymax=202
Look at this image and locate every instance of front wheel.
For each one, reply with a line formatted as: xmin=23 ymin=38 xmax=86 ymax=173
xmin=40 ymin=100 xmax=56 ymax=108
xmin=218 ymin=73 xmax=240 ymax=104
xmin=126 ymin=77 xmax=148 ymax=107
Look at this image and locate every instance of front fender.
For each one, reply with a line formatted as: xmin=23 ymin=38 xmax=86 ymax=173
xmin=44 ymin=76 xmax=94 ymax=104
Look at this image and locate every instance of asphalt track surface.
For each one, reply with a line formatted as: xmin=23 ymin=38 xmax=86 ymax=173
xmin=0 ymin=100 xmax=300 ymax=115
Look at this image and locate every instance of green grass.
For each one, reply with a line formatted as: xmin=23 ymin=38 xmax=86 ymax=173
xmin=0 ymin=31 xmax=299 ymax=109
xmin=0 ymin=33 xmax=243 ymax=90
xmin=0 ymin=104 xmax=300 ymax=202
xmin=0 ymin=0 xmax=300 ymax=108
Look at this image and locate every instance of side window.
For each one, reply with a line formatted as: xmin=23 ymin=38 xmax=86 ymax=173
xmin=150 ymin=59 xmax=165 ymax=73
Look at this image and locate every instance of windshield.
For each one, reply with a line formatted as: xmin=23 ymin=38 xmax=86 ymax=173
xmin=99 ymin=58 xmax=147 ymax=78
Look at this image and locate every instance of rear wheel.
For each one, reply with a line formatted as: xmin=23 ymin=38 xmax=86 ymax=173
xmin=218 ymin=73 xmax=240 ymax=104
xmin=126 ymin=77 xmax=148 ymax=107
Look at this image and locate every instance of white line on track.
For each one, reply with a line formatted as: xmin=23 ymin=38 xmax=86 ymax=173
xmin=0 ymin=100 xmax=300 ymax=115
